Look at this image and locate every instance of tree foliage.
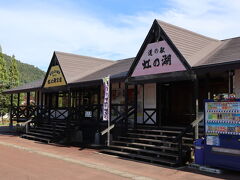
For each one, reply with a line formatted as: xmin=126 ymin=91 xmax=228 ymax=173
xmin=3 ymin=53 xmax=45 ymax=84
xmin=9 ymin=55 xmax=20 ymax=88
xmin=0 ymin=47 xmax=45 ymax=115
xmin=0 ymin=50 xmax=9 ymax=115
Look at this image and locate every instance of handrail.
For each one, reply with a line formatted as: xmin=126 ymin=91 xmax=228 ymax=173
xmin=176 ymin=113 xmax=204 ymax=140
xmin=22 ymin=118 xmax=33 ymax=133
xmin=191 ymin=113 xmax=204 ymax=139
xmin=100 ymin=106 xmax=135 ymax=136
xmin=191 ymin=113 xmax=204 ymax=127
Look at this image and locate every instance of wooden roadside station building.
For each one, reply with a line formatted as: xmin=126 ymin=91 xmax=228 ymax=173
xmin=4 ymin=19 xmax=240 ymax=166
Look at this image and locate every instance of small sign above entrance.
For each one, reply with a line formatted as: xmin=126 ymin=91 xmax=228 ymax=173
xmin=132 ymin=40 xmax=186 ymax=77
xmin=44 ymin=65 xmax=66 ymax=88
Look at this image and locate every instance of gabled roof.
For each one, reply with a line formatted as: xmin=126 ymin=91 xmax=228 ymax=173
xmin=157 ymin=19 xmax=223 ymax=67
xmin=194 ymin=37 xmax=240 ymax=67
xmin=4 ymin=19 xmax=240 ymax=94
xmin=4 ymin=57 xmax=134 ymax=93
xmin=71 ymin=57 xmax=134 ymax=84
xmin=55 ymin=51 xmax=115 ymax=83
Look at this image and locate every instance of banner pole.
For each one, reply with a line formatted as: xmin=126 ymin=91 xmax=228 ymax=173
xmin=107 ymin=75 xmax=111 ymax=147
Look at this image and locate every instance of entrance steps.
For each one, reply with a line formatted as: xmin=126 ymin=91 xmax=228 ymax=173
xmin=100 ymin=126 xmax=193 ymax=166
xmin=21 ymin=120 xmax=67 ymax=143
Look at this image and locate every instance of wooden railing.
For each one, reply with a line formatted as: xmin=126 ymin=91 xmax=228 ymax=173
xmin=11 ymin=106 xmax=39 ymax=122
xmin=69 ymin=104 xmax=102 ymax=124
xmin=143 ymin=108 xmax=157 ymax=125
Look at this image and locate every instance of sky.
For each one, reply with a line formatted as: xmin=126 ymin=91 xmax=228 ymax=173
xmin=1 ymin=0 xmax=240 ymax=71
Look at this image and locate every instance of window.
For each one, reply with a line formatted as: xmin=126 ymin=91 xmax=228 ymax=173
xmin=58 ymin=93 xmax=68 ymax=108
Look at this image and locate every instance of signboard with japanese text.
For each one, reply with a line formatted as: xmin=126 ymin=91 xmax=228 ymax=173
xmin=102 ymin=76 xmax=110 ymax=121
xmin=132 ymin=40 xmax=186 ymax=77
xmin=44 ymin=65 xmax=66 ymax=88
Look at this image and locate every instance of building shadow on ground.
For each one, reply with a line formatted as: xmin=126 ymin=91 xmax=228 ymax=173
xmin=103 ymin=154 xmax=240 ymax=180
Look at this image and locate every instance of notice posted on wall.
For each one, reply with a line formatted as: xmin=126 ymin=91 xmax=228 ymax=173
xmin=206 ymin=135 xmax=220 ymax=146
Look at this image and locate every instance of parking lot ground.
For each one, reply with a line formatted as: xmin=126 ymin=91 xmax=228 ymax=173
xmin=0 ymin=127 xmax=240 ymax=180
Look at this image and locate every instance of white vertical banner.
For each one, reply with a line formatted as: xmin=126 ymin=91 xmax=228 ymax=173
xmin=102 ymin=75 xmax=111 ymax=146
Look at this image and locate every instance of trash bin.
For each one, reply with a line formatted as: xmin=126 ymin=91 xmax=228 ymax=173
xmin=194 ymin=138 xmax=205 ymax=165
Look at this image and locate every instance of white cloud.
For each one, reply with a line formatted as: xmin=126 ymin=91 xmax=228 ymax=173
xmin=0 ymin=0 xmax=240 ymax=71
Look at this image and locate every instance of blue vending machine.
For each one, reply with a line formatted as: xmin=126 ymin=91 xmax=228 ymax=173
xmin=204 ymin=100 xmax=240 ymax=171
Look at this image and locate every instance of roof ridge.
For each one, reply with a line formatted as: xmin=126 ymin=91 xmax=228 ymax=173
xmin=116 ymin=57 xmax=135 ymax=62
xmin=54 ymin=51 xmax=114 ymax=63
xmin=156 ymin=19 xmax=220 ymax=42
xmin=221 ymin=36 xmax=240 ymax=41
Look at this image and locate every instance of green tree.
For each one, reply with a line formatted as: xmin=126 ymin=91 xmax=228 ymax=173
xmin=9 ymin=55 xmax=20 ymax=106
xmin=0 ymin=47 xmax=9 ymax=117
xmin=9 ymin=55 xmax=20 ymax=88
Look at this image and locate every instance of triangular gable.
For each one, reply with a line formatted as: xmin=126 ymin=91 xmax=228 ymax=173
xmin=43 ymin=52 xmax=67 ymax=88
xmin=128 ymin=19 xmax=191 ymax=78
xmin=132 ymin=40 xmax=186 ymax=77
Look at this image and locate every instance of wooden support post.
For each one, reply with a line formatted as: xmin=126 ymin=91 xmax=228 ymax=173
xmin=124 ymin=83 xmax=128 ymax=131
xmin=41 ymin=93 xmax=44 ymax=108
xmin=17 ymin=93 xmax=20 ymax=106
xmin=34 ymin=91 xmax=36 ymax=105
xmin=40 ymin=92 xmax=44 ymax=120
xmin=47 ymin=94 xmax=51 ymax=122
xmin=134 ymin=84 xmax=138 ymax=129
xmin=194 ymin=75 xmax=199 ymax=140
xmin=97 ymin=85 xmax=101 ymax=130
xmin=156 ymin=83 xmax=160 ymax=127
xmin=27 ymin=92 xmax=30 ymax=118
xmin=17 ymin=93 xmax=20 ymax=121
xmin=36 ymin=91 xmax=40 ymax=106
xmin=205 ymin=73 xmax=210 ymax=99
xmin=9 ymin=94 xmax=13 ymax=128
xmin=229 ymin=70 xmax=234 ymax=94
xmin=27 ymin=92 xmax=30 ymax=106
xmin=67 ymin=89 xmax=72 ymax=144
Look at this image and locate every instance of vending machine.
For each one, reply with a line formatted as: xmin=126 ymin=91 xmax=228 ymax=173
xmin=204 ymin=100 xmax=240 ymax=171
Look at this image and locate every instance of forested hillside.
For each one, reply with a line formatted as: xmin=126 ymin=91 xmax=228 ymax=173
xmin=3 ymin=53 xmax=45 ymax=84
